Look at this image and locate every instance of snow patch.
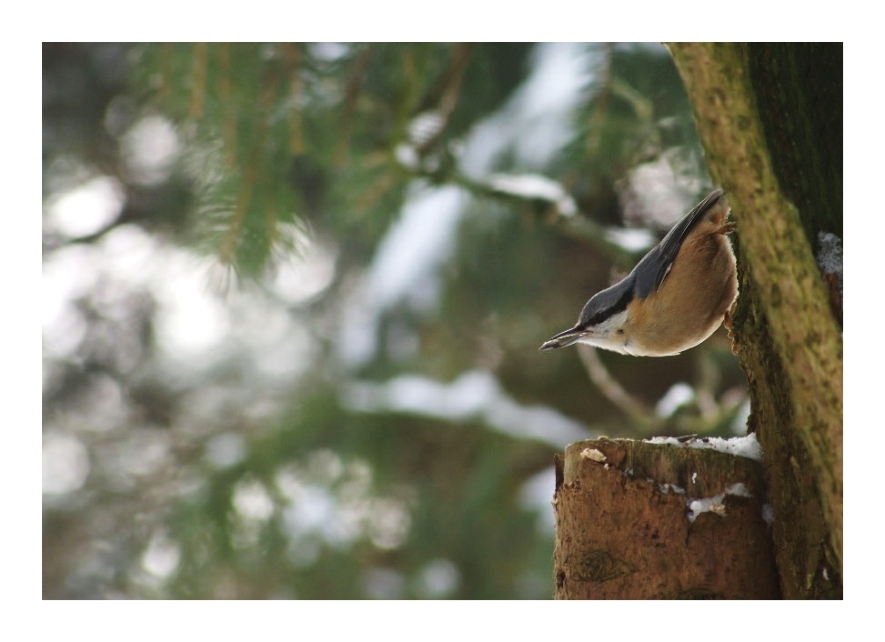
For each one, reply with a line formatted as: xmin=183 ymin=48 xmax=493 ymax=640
xmin=686 ymin=482 xmax=753 ymax=523
xmin=645 ymin=433 xmax=763 ymax=462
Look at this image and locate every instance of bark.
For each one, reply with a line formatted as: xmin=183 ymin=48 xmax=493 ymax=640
xmin=553 ymin=438 xmax=779 ymax=599
xmin=666 ymin=43 xmax=843 ymax=598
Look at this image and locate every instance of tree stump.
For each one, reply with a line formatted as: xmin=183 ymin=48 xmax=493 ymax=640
xmin=553 ymin=437 xmax=780 ymax=599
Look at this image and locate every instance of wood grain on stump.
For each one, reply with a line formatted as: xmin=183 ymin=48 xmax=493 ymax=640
xmin=553 ymin=438 xmax=780 ymax=599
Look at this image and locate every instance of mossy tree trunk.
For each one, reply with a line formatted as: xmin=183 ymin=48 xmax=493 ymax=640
xmin=666 ymin=43 xmax=843 ymax=599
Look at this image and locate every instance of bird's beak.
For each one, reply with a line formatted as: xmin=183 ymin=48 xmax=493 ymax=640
xmin=540 ymin=326 xmax=586 ymax=351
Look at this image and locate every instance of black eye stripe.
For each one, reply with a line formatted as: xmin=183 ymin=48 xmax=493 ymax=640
xmin=579 ymin=279 xmax=634 ymax=329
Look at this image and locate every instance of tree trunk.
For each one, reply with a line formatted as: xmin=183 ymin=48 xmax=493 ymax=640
xmin=666 ymin=43 xmax=842 ymax=599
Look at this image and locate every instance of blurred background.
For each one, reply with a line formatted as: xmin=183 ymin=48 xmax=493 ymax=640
xmin=42 ymin=42 xmax=748 ymax=599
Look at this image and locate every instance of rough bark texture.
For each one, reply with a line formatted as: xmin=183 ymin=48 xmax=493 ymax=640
xmin=553 ymin=439 xmax=779 ymax=599
xmin=666 ymin=43 xmax=842 ymax=598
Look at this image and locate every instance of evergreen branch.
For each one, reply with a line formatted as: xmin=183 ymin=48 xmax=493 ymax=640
xmin=217 ymin=43 xmax=238 ymax=170
xmin=190 ymin=43 xmax=209 ymax=119
xmin=413 ymin=43 xmax=476 ymax=156
xmin=335 ymin=45 xmax=374 ymax=168
xmin=219 ymin=67 xmax=283 ymax=266
xmin=159 ymin=43 xmax=174 ymax=107
xmin=282 ymin=43 xmax=304 ymax=155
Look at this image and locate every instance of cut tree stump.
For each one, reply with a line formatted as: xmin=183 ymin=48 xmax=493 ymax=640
xmin=553 ymin=437 xmax=780 ymax=599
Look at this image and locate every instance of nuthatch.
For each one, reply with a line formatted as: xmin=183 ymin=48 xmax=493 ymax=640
xmin=540 ymin=189 xmax=737 ymax=357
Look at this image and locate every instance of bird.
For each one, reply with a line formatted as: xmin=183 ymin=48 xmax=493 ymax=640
xmin=540 ymin=189 xmax=738 ymax=357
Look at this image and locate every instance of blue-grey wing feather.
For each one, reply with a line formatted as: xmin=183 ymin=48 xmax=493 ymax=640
xmin=631 ymin=189 xmax=724 ymax=299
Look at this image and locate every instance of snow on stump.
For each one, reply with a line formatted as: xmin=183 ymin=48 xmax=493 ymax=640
xmin=553 ymin=436 xmax=779 ymax=599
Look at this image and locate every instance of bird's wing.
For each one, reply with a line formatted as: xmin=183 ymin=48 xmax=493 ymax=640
xmin=631 ymin=189 xmax=724 ymax=299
